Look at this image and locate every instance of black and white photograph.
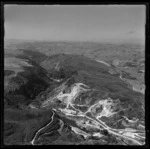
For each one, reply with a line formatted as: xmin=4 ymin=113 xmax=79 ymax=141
xmin=3 ymin=4 xmax=146 ymax=145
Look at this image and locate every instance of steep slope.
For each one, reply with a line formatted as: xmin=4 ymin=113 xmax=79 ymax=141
xmin=4 ymin=53 xmax=50 ymax=109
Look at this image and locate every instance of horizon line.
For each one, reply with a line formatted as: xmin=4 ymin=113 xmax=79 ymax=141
xmin=4 ymin=38 xmax=145 ymax=45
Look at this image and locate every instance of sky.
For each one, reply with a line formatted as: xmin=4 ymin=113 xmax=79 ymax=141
xmin=4 ymin=5 xmax=146 ymax=44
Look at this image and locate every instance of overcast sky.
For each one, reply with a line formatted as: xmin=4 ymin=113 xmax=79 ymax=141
xmin=4 ymin=5 xmax=145 ymax=44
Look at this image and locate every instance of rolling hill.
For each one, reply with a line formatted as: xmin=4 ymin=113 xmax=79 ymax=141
xmin=4 ymin=48 xmax=145 ymax=145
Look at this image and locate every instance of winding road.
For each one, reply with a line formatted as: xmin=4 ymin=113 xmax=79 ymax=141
xmin=30 ymin=111 xmax=55 ymax=145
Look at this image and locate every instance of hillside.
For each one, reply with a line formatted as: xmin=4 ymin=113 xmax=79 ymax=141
xmin=4 ymin=48 xmax=145 ymax=145
xmin=5 ymin=39 xmax=145 ymax=92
